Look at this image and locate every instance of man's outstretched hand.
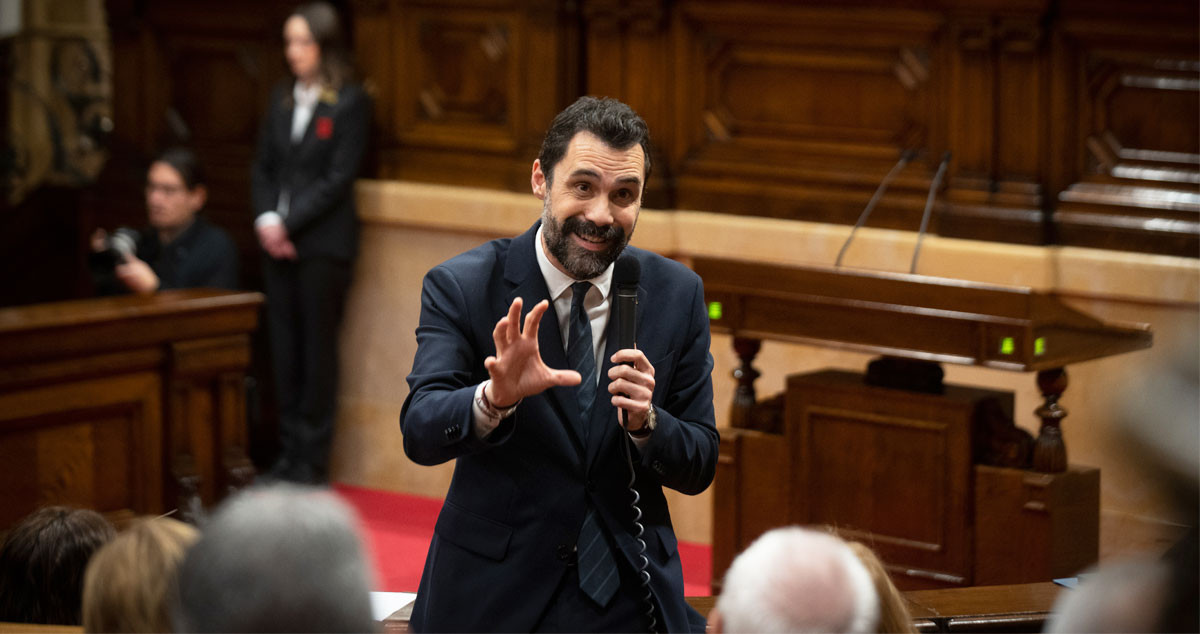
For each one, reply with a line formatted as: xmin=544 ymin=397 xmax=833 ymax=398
xmin=484 ymin=298 xmax=580 ymax=406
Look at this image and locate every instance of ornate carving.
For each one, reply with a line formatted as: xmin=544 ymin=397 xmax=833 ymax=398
xmin=5 ymin=0 xmax=112 ymax=205
xmin=1032 ymin=368 xmax=1069 ymax=473
xmin=729 ymin=337 xmax=761 ymax=430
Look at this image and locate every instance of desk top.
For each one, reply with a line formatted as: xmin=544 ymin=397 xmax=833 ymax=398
xmin=695 ymin=256 xmax=1152 ymax=371
xmin=381 ymin=582 xmax=1061 ymax=632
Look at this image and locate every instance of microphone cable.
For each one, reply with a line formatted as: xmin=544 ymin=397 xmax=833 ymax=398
xmin=619 ymin=407 xmax=659 ymax=633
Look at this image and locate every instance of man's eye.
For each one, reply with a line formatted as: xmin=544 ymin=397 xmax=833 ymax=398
xmin=575 ymin=183 xmax=590 ymax=193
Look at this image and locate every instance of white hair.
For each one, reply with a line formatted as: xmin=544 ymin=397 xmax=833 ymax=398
xmin=717 ymin=526 xmax=880 ymax=634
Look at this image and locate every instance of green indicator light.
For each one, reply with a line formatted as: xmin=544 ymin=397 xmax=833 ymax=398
xmin=1000 ymin=337 xmax=1015 ymax=355
xmin=1034 ymin=337 xmax=1046 ymax=356
xmin=708 ymin=301 xmax=723 ymax=320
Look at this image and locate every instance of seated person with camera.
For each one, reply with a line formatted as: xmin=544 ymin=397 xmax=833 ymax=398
xmin=90 ymin=147 xmax=238 ymax=295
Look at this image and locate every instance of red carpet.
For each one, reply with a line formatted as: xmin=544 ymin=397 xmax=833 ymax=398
xmin=334 ymin=483 xmax=712 ymax=596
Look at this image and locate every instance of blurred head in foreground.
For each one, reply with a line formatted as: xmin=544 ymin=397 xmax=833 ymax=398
xmin=170 ymin=483 xmax=376 ymax=633
xmin=712 ymin=526 xmax=880 ymax=634
xmin=82 ymin=516 xmax=199 ymax=632
xmin=0 ymin=506 xmax=116 ymax=625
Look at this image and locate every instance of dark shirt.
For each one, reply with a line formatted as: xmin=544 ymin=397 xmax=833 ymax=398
xmin=90 ymin=216 xmax=239 ymax=295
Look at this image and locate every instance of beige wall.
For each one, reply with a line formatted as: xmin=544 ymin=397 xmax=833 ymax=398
xmin=332 ymin=180 xmax=1199 ymax=558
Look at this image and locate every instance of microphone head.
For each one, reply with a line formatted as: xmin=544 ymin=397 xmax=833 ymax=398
xmin=614 ymin=253 xmax=640 ymax=288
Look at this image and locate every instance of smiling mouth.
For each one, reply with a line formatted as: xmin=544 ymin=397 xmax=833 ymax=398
xmin=573 ymin=232 xmax=608 ymax=251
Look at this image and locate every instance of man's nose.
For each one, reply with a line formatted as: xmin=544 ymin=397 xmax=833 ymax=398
xmin=582 ymin=195 xmax=614 ymax=226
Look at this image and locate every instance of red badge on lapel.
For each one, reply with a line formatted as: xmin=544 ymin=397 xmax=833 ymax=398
xmin=315 ymin=116 xmax=333 ymax=140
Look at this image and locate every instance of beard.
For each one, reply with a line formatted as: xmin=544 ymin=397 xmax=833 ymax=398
xmin=541 ymin=198 xmax=632 ymax=280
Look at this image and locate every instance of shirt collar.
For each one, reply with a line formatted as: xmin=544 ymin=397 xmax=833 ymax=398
xmin=534 ymin=224 xmax=613 ymax=301
xmin=293 ymin=81 xmax=321 ymax=108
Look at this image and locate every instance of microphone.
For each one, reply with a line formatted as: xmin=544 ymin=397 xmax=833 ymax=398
xmin=834 ymin=149 xmax=917 ymax=268
xmin=909 ymin=151 xmax=951 ymax=274
xmin=614 ymin=254 xmax=640 ymax=352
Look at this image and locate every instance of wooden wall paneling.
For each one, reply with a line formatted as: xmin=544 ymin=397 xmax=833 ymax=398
xmin=364 ymin=0 xmax=577 ymax=192
xmin=519 ymin=0 xmax=581 ymax=173
xmin=670 ymin=2 xmax=943 ymax=235
xmin=353 ymin=0 xmax=399 ymax=158
xmin=1050 ymin=1 xmax=1200 ymax=257
xmin=581 ymin=0 xmax=673 ymax=207
xmin=940 ymin=5 xmax=1051 ymax=247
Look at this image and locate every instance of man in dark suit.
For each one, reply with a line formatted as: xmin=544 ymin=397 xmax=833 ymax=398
xmin=401 ymin=97 xmax=718 ymax=632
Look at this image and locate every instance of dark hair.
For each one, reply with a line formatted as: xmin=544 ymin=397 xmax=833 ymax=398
xmin=290 ymin=2 xmax=354 ymax=89
xmin=537 ymin=96 xmax=652 ymax=187
xmin=152 ymin=147 xmax=206 ymax=190
xmin=0 ymin=506 xmax=116 ymax=625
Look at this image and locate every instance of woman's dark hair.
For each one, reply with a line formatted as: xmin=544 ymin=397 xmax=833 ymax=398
xmin=152 ymin=147 xmax=206 ymax=190
xmin=0 ymin=506 xmax=116 ymax=625
xmin=291 ymin=2 xmax=354 ymax=89
xmin=537 ymin=96 xmax=653 ymax=187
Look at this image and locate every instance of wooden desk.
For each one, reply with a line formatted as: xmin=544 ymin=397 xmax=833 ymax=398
xmin=380 ymin=583 xmax=1059 ymax=633
xmin=904 ymin=582 xmax=1060 ymax=632
xmin=0 ymin=290 xmax=263 ymax=527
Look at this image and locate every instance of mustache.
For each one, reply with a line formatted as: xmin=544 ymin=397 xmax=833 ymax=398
xmin=563 ymin=216 xmax=624 ymax=243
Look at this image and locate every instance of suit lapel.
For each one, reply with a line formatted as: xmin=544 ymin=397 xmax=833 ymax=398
xmin=504 ymin=224 xmax=587 ymax=460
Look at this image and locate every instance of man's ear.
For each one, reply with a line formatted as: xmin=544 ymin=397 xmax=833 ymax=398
xmin=189 ymin=185 xmax=208 ymax=213
xmin=531 ymin=159 xmax=547 ymax=200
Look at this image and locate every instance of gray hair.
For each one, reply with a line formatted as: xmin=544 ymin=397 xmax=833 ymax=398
xmin=717 ymin=526 xmax=880 ymax=633
xmin=169 ymin=483 xmax=376 ymax=633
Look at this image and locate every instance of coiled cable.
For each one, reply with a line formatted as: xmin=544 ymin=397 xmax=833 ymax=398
xmin=619 ymin=408 xmax=659 ymax=633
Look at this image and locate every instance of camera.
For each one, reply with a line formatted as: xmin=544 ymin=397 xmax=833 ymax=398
xmin=94 ymin=227 xmax=141 ymax=269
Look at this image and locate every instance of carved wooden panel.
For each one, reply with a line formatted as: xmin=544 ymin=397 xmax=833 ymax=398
xmin=357 ymin=0 xmax=577 ymax=191
xmin=1051 ymin=1 xmax=1199 ymax=256
xmin=671 ymin=2 xmax=942 ymax=231
xmin=939 ymin=8 xmax=1051 ymax=246
xmin=788 ymin=371 xmax=982 ymax=589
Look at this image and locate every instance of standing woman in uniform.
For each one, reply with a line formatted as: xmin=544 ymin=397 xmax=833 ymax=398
xmin=252 ymin=1 xmax=370 ymax=484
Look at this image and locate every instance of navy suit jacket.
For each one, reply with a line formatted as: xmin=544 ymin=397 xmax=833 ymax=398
xmin=400 ymin=222 xmax=719 ymax=632
xmin=250 ymin=80 xmax=369 ymax=262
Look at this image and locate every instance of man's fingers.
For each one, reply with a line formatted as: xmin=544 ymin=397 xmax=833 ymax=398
xmin=523 ymin=300 xmax=549 ymax=340
xmin=492 ymin=316 xmax=510 ymax=348
xmin=608 ymin=377 xmax=652 ymax=401
xmin=549 ymin=369 xmax=582 ymax=387
xmin=610 ymin=348 xmax=654 ymax=376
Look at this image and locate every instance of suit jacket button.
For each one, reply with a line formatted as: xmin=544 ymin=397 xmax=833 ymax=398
xmin=586 ymin=480 xmax=596 ymax=493
xmin=556 ymin=544 xmax=573 ymax=561
xmin=652 ymin=459 xmax=665 ymax=475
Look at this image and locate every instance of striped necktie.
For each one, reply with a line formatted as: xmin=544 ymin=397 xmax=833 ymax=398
xmin=567 ymin=281 xmax=619 ymax=606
